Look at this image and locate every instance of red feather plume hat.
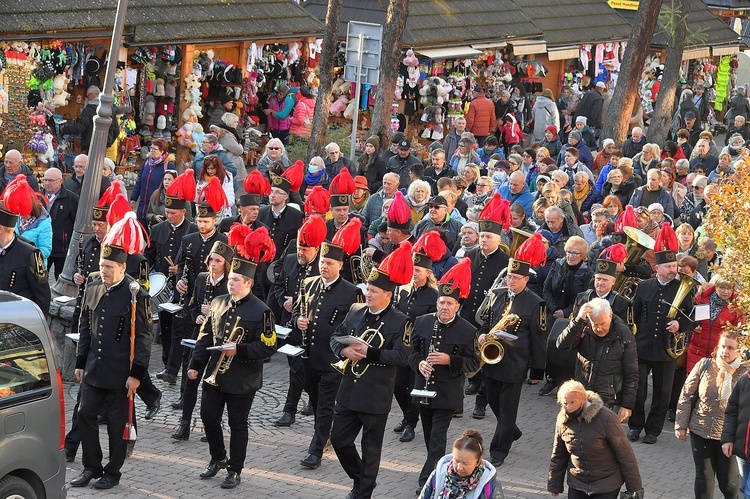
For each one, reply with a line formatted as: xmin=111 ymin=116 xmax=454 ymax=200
xmin=321 ymin=216 xmax=362 ymax=261
xmin=228 ymin=225 xmax=276 ymax=280
xmin=304 ymin=185 xmax=331 ymax=215
xmin=240 ymin=170 xmax=271 ymax=207
xmin=106 ymin=193 xmax=133 ymax=227
xmin=596 ymin=242 xmax=628 ymax=277
xmin=413 ymin=230 xmax=447 ymax=268
xmin=101 ymin=211 xmax=149 ymax=263
xmin=0 ymin=175 xmax=45 ymax=227
xmin=508 ymin=232 xmax=547 ymax=277
xmin=165 ymin=169 xmax=196 ymax=210
xmin=387 ymin=191 xmax=411 ymax=231
xmin=92 ymin=179 xmax=126 ymax=222
xmin=197 ymin=176 xmax=229 ymax=217
xmin=369 ymin=241 xmax=413 ymax=291
xmin=478 ymin=193 xmax=511 ymax=236
xmin=438 ymin=257 xmax=472 ymax=301
xmin=298 ymin=214 xmax=327 ymax=249
xmin=329 ymin=168 xmax=356 ymax=207
xmin=612 ymin=205 xmax=638 ymax=244
xmin=273 ymin=160 xmax=304 ymax=193
xmin=653 ymin=223 xmax=679 ymax=265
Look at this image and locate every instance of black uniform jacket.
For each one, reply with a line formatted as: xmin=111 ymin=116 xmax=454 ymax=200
xmin=258 ymin=204 xmax=304 ymax=261
xmin=176 ymin=229 xmax=228 ymax=294
xmin=460 ymin=247 xmax=510 ymax=326
xmin=293 ymin=276 xmax=359 ymax=371
xmin=270 ymin=252 xmax=320 ymax=329
xmin=396 ymin=284 xmax=438 ymax=321
xmin=632 ymin=277 xmax=696 ymax=362
xmin=481 ymin=286 xmax=547 ymax=383
xmin=410 ymin=313 xmax=479 ymax=411
xmin=325 ymin=217 xmax=367 ymax=284
xmin=75 ymin=272 xmax=152 ymax=388
xmin=0 ymin=235 xmax=51 ymax=314
xmin=330 ymin=303 xmax=412 ymax=414
xmin=145 ymin=219 xmax=198 ymax=276
xmin=189 ymin=293 xmax=277 ymax=394
xmin=189 ymin=272 xmax=228 ymax=328
xmin=572 ymin=289 xmax=633 ymax=327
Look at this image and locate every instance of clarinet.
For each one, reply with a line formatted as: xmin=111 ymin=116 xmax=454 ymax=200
xmin=300 ymin=280 xmax=310 ymax=359
xmin=71 ymin=234 xmax=86 ymax=333
xmin=420 ymin=321 xmax=439 ymax=406
xmin=176 ymin=243 xmax=193 ymax=318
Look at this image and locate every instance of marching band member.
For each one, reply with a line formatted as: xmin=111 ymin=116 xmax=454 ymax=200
xmin=478 ymin=233 xmax=547 ymax=467
xmin=219 ymin=170 xmax=270 ymax=233
xmin=297 ymin=218 xmax=362 ymax=469
xmin=326 ymin=168 xmax=366 ymax=284
xmin=330 ymin=243 xmax=414 ymax=499
xmin=273 ymin=215 xmax=325 ymax=427
xmin=411 ymin=257 xmax=480 ymax=491
xmin=572 ymin=243 xmax=633 ymax=324
xmin=187 ymin=226 xmax=277 ymax=489
xmin=364 ymin=191 xmax=415 ymax=262
xmin=258 ymin=160 xmax=304 ymax=261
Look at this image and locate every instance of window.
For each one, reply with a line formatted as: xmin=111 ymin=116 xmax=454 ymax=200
xmin=0 ymin=324 xmax=51 ymax=404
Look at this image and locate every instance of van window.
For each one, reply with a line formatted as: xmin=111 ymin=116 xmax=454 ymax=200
xmin=0 ymin=324 xmax=51 ymax=405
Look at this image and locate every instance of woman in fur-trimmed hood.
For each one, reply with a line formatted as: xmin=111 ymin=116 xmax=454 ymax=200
xmin=548 ymin=381 xmax=643 ymax=498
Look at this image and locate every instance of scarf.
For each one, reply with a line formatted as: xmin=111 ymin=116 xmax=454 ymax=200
xmin=145 ymin=151 xmax=167 ymax=169
xmin=709 ymin=291 xmax=728 ymax=321
xmin=19 ymin=216 xmax=37 ymax=233
xmin=440 ymin=459 xmax=485 ymax=499
xmin=304 ymin=168 xmax=326 ymax=186
xmin=715 ymin=355 xmax=742 ymax=409
xmin=573 ymin=183 xmax=590 ymax=210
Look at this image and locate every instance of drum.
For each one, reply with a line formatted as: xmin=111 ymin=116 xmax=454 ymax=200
xmin=148 ymin=272 xmax=172 ymax=320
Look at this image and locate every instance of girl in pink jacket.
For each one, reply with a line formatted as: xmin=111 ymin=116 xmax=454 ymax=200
xmin=290 ymin=86 xmax=315 ymax=138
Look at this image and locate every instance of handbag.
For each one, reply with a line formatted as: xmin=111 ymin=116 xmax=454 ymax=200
xmin=620 ymin=489 xmax=644 ymax=499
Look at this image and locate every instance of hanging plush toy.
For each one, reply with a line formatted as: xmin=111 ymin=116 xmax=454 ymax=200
xmin=403 ymin=49 xmax=420 ymax=83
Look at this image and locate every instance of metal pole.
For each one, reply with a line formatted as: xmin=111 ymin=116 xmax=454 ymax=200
xmin=349 ymin=33 xmax=364 ymax=160
xmin=53 ymin=0 xmax=130 ymax=297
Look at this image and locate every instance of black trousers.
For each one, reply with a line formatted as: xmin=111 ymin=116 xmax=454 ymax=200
xmin=78 ymin=382 xmax=129 ymax=479
xmin=200 ymin=383 xmax=255 ymax=473
xmin=165 ymin=313 xmax=191 ymax=377
xmin=158 ymin=310 xmax=174 ymax=367
xmin=418 ymin=407 xmax=454 ymax=487
xmin=282 ymin=354 xmax=308 ymax=414
xmin=630 ymin=358 xmax=676 ymax=437
xmin=48 ymin=256 xmax=66 ymax=280
xmin=567 ymin=488 xmax=620 ymax=499
xmin=331 ymin=405 xmax=389 ymax=499
xmin=485 ymin=379 xmax=523 ymax=462
xmin=305 ymin=368 xmax=341 ymax=457
xmin=690 ymin=432 xmax=740 ymax=499
xmin=394 ymin=365 xmax=419 ymax=427
xmin=669 ymin=365 xmax=687 ymax=412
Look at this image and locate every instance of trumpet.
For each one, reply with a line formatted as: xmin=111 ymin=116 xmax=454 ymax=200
xmin=331 ymin=324 xmax=385 ymax=377
xmin=204 ymin=317 xmax=244 ymax=386
xmin=480 ymin=313 xmax=520 ymax=365
xmin=665 ymin=272 xmax=700 ymax=358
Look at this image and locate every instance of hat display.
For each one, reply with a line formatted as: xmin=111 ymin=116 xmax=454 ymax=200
xmin=101 ymin=212 xmax=148 ymax=264
xmin=297 ymin=214 xmax=327 ymax=249
xmin=478 ymin=193 xmax=511 ymax=237
xmin=437 ymin=257 xmax=471 ymax=302
xmin=165 ymin=169 xmax=196 ymax=210
xmin=329 ymin=168 xmax=356 ymax=207
xmin=208 ymin=240 xmax=234 ymax=263
xmin=228 ymin=225 xmax=276 ymax=279
xmin=387 ymin=191 xmax=412 ymax=231
xmin=321 ymin=217 xmax=362 ymax=262
xmin=368 ymin=241 xmax=413 ymax=292
xmin=0 ymin=175 xmax=42 ymax=228
xmin=413 ymin=230 xmax=446 ymax=269
xmin=597 ymin=242 xmax=628 ymax=277
xmin=304 ymin=185 xmax=331 ymax=215
xmin=272 ymin=160 xmax=304 ymax=194
xmin=507 ymin=232 xmax=547 ymax=277
xmin=653 ymin=223 xmax=678 ymax=265
xmin=612 ymin=205 xmax=637 ymax=245
xmin=397 ymin=139 xmax=411 ymax=150
xmin=241 ymin=170 xmax=271 ymax=206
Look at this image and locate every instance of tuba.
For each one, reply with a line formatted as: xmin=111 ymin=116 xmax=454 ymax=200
xmin=204 ymin=317 xmax=245 ymax=386
xmin=331 ymin=324 xmax=385 ymax=377
xmin=349 ymin=253 xmax=366 ymax=285
xmin=509 ymin=227 xmax=533 ymax=256
xmin=480 ymin=312 xmax=520 ymax=364
xmin=665 ymin=272 xmax=700 ymax=358
xmin=613 ymin=227 xmax=655 ymax=299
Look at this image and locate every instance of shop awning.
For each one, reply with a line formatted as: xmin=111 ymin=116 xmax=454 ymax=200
xmin=714 ymin=45 xmax=741 ymax=56
xmin=511 ymin=40 xmax=548 ymax=56
xmin=415 ymin=47 xmax=482 ymax=59
xmin=0 ymin=0 xmax=325 ymax=44
xmin=547 ymin=46 xmax=580 ymax=61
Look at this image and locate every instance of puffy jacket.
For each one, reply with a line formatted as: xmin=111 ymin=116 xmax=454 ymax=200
xmin=466 ymin=94 xmax=497 ymax=137
xmin=420 ymin=455 xmax=504 ymax=499
xmin=721 ymin=372 xmax=750 ymax=460
xmin=548 ymin=391 xmax=642 ymax=495
xmin=557 ymin=315 xmax=638 ymax=409
xmin=16 ymin=209 xmax=52 ymax=264
xmin=557 ymin=143 xmax=594 ymax=170
xmin=542 ymin=258 xmax=593 ymax=317
xmin=131 ymin=157 xmax=170 ymax=221
xmin=267 ymin=92 xmax=295 ymax=132
xmin=289 ymin=92 xmax=315 ymax=138
xmin=686 ymin=286 xmax=743 ymax=372
xmin=532 ymin=96 xmax=560 ymax=141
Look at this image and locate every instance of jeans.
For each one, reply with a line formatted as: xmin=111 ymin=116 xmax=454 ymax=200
xmin=738 ymin=457 xmax=750 ymax=499
xmin=690 ymin=432 xmax=739 ymax=499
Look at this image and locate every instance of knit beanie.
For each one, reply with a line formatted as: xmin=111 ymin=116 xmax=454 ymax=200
xmin=365 ymin=135 xmax=380 ymax=149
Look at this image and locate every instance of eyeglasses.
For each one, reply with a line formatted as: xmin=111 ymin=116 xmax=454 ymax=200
xmin=329 ymin=150 xmax=340 ymax=155
xmin=267 ymin=147 xmax=280 ymax=150
xmin=565 ymin=251 xmax=582 ymax=256
xmin=42 ymin=178 xmax=61 ymax=183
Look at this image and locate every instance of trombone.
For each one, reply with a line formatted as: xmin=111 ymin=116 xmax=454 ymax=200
xmin=331 ymin=324 xmax=385 ymax=377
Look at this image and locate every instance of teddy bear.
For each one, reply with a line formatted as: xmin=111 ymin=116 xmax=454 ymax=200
xmin=52 ymin=74 xmax=70 ymax=108
xmin=403 ymin=49 xmax=419 ymax=83
xmin=343 ymin=97 xmax=357 ymax=120
xmin=40 ymin=133 xmax=54 ymax=164
xmin=332 ymin=77 xmax=347 ymax=98
xmin=27 ymin=131 xmax=48 ymax=162
xmin=184 ymin=73 xmax=203 ymax=118
xmin=330 ymin=94 xmax=349 ymax=116
xmin=190 ymin=124 xmax=205 ymax=154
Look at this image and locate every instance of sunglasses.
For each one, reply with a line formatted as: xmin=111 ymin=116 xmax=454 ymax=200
xmin=268 ymin=147 xmax=280 ymax=150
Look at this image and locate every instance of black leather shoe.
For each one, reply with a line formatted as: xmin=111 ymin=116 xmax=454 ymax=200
xmin=300 ymin=403 xmax=314 ymax=416
xmin=65 ymin=448 xmax=75 ymax=463
xmin=161 ymin=373 xmax=177 ymax=385
xmin=220 ymin=471 xmax=241 ymax=489
xmin=93 ymin=475 xmax=119 ymax=489
xmin=171 ymin=396 xmax=184 ymax=410
xmin=465 ymin=382 xmax=480 ymax=395
xmin=200 ymin=435 xmax=209 ymax=443
xmin=667 ymin=409 xmax=676 ymax=422
xmin=472 ymin=406 xmax=485 ymax=419
xmin=145 ymin=392 xmax=162 ymax=420
xmin=489 ymin=456 xmax=505 ymax=467
xmin=274 ymin=412 xmax=295 ymax=427
xmin=300 ymin=453 xmax=321 ymax=469
xmin=642 ymin=434 xmax=658 ymax=444
xmin=172 ymin=419 xmax=190 ymax=441
xmin=513 ymin=427 xmax=523 ymax=441
xmin=400 ymin=425 xmax=415 ymax=442
xmin=70 ymin=470 xmax=103 ymax=487
xmin=345 ymin=488 xmax=357 ymax=499
xmin=155 ymin=369 xmax=167 ymax=379
xmin=393 ymin=419 xmax=406 ymax=433
xmin=200 ymin=458 xmax=228 ymax=478
xmin=627 ymin=429 xmax=640 ymax=442
xmin=538 ymin=381 xmax=558 ymax=396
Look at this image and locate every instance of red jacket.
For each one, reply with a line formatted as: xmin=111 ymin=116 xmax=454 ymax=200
xmin=686 ymin=285 xmax=743 ymax=372
xmin=290 ymin=92 xmax=315 ymax=138
xmin=466 ymin=95 xmax=496 ymax=137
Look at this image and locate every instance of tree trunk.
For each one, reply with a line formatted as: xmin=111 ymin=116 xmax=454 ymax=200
xmin=649 ymin=0 xmax=691 ymax=145
xmin=601 ymin=0 xmax=664 ymax=146
xmin=368 ymin=0 xmax=410 ymax=153
xmin=306 ymin=0 xmax=344 ymax=161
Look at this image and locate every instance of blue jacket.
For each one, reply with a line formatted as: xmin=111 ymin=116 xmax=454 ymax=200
xmin=17 ymin=209 xmax=52 ymax=264
xmin=498 ymin=185 xmax=534 ymax=217
xmin=131 ymin=158 xmax=171 ymax=220
xmin=476 ymin=146 xmax=505 ymax=165
xmin=193 ymin=147 xmax=237 ymax=190
xmin=595 ymin=162 xmax=614 ymax=193
xmin=557 ymin=142 xmax=594 ymax=169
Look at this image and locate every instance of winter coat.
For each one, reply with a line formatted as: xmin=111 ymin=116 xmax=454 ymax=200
xmin=17 ymin=210 xmax=53 ymax=264
xmin=0 ymin=164 xmax=40 ymax=195
xmin=498 ymin=114 xmax=523 ymax=146
xmin=678 ymin=192 xmax=708 ymax=229
xmin=725 ymin=93 xmax=750 ymax=122
xmin=686 ymin=286 xmax=743 ymax=372
xmin=466 ymin=94 xmax=497 ymax=137
xmin=420 ymin=455 xmax=504 ymax=499
xmin=548 ymin=391 xmax=642 ymax=495
xmin=442 ymin=128 xmax=462 ymax=159
xmin=622 ymin=137 xmax=646 ymax=159
xmin=542 ymin=137 xmax=562 ymax=159
xmin=557 ymin=142 xmax=594 ymax=170
xmin=561 ymin=162 xmax=595 ymax=189
xmin=628 ymin=186 xmax=676 ymax=219
xmin=212 ymin=123 xmax=246 ymax=182
xmin=532 ymin=96 xmax=560 ymax=141
xmin=601 ymin=179 xmax=636 ymax=210
xmin=361 ymin=190 xmax=394 ymax=226
xmin=679 ymin=98 xmax=701 ymax=127
xmin=267 ymin=92 xmax=295 ymax=132
xmin=46 ymin=185 xmax=78 ymax=259
xmin=542 ymin=258 xmax=593 ymax=317
xmin=193 ymin=146 xmax=237 ymax=191
xmin=131 ymin=157 xmax=170 ymax=221
xmin=664 ymin=182 xmax=687 ymax=212
xmin=632 ymin=152 xmax=660 ymax=176
xmin=689 ymin=154 xmax=719 ymax=176
xmin=256 ymin=154 xmax=290 ymax=178
xmin=498 ymin=185 xmax=534 ymax=217
xmin=576 ymin=90 xmax=604 ymax=129
xmin=721 ymin=372 xmax=750 ymax=460
xmin=557 ymin=315 xmax=638 ymax=409
xmin=573 ymin=182 xmax=603 ymax=216
xmin=289 ymin=92 xmax=315 ymax=138
xmin=359 ymin=154 xmax=387 ymax=193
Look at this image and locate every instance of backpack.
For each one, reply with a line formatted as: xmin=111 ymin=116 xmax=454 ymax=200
xmin=107 ymin=117 xmax=120 ymax=147
xmin=670 ymin=109 xmax=684 ymax=134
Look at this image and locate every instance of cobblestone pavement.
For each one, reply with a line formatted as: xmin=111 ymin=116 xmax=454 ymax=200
xmin=65 ymin=345 xmax=695 ymax=498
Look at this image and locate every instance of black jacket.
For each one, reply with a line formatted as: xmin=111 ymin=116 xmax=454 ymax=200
xmin=175 ymin=229 xmax=228 ymax=297
xmin=572 ymin=290 xmax=632 ymax=327
xmin=258 ymin=204 xmax=304 ymax=261
xmin=396 ymin=285 xmax=438 ymax=321
xmin=0 ymin=236 xmax=51 ymax=315
xmin=325 ymin=218 xmax=366 ymax=284
xmin=189 ymin=271 xmax=227 ymax=333
xmin=410 ymin=313 xmax=479 ymax=411
xmin=63 ymin=174 xmax=111 ymax=200
xmin=601 ymin=179 xmax=636 ymax=210
xmin=359 ymin=154 xmax=387 ymax=193
xmin=460 ymin=247 xmax=510 ymax=327
xmin=0 ymin=164 xmax=40 ymax=195
xmin=270 ymin=252 xmax=320 ymax=332
xmin=721 ymin=372 xmax=750 ymax=460
xmin=330 ymin=303 xmax=411 ymax=414
xmin=557 ymin=315 xmax=638 ymax=409
xmin=386 ymin=153 xmax=422 ymax=188
xmin=145 ymin=219 xmax=198 ymax=276
xmin=543 ymin=259 xmax=594 ymax=317
xmin=47 ymin=185 xmax=79 ymax=258
xmin=218 ymin=216 xmax=266 ymax=234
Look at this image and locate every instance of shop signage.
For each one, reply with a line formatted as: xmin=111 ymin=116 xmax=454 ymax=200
xmin=607 ymin=0 xmax=639 ymax=10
